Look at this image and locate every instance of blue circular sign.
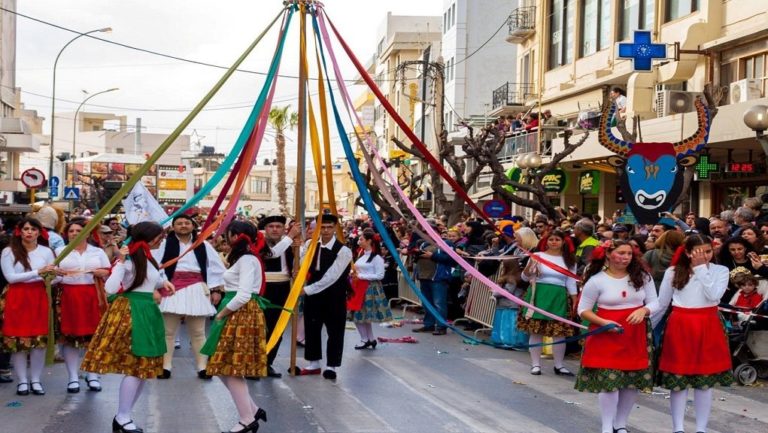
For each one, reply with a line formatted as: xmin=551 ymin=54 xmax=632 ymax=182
xmin=483 ymin=199 xmax=509 ymax=218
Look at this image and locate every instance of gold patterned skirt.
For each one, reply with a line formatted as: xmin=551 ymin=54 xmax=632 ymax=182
xmin=205 ymin=299 xmax=267 ymax=377
xmin=81 ymin=297 xmax=163 ymax=379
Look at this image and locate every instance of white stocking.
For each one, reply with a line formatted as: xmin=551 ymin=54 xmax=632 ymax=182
xmin=598 ymin=391 xmax=619 ymax=433
xmin=220 ymin=376 xmax=257 ymax=425
xmin=354 ymin=323 xmax=368 ymax=342
xmin=29 ymin=348 xmax=46 ymax=383
xmin=552 ymin=338 xmax=566 ymax=369
xmin=11 ymin=352 xmax=28 ymax=383
xmin=670 ymin=389 xmax=688 ymax=432
xmin=694 ymin=388 xmax=713 ymax=432
xmin=364 ymin=323 xmax=374 ymax=341
xmin=528 ymin=334 xmax=542 ymax=367
xmin=62 ymin=345 xmax=81 ymax=382
xmin=615 ymin=388 xmax=638 ymax=430
xmin=116 ymin=375 xmax=144 ymax=429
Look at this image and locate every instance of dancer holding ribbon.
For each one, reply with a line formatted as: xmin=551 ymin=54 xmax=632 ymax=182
xmin=348 ymin=228 xmax=392 ymax=349
xmin=201 ymin=220 xmax=268 ymax=433
xmin=154 ymin=214 xmax=226 ymax=380
xmin=653 ymin=234 xmax=733 ymax=433
xmin=56 ymin=218 xmax=111 ymax=393
xmin=517 ymin=228 xmax=578 ymax=376
xmin=0 ymin=217 xmax=61 ymax=396
xmin=81 ymin=221 xmax=173 ymax=433
xmin=575 ymin=239 xmax=658 ymax=433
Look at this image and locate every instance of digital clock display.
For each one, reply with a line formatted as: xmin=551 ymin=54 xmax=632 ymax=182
xmin=726 ymin=162 xmax=755 ymax=173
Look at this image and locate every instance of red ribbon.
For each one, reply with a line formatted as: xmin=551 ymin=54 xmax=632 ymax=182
xmin=128 ymin=241 xmax=152 ymax=259
xmin=670 ymin=245 xmax=687 ymax=266
xmin=40 ymin=228 xmax=49 ymax=241
xmin=13 ymin=226 xmax=20 ymax=237
xmin=233 ymin=233 xmax=265 ymax=256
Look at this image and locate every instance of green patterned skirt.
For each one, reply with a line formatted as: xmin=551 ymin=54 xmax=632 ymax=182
xmin=348 ymin=281 xmax=393 ymax=323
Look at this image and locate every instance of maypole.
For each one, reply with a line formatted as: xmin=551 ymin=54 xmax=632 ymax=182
xmin=289 ymin=0 xmax=309 ymax=376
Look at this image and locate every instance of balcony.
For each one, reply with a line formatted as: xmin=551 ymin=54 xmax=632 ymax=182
xmin=505 ymin=6 xmax=536 ymax=44
xmin=492 ymin=82 xmax=534 ymax=110
xmin=497 ymin=131 xmax=538 ymax=163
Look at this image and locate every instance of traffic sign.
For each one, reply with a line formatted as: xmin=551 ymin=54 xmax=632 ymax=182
xmin=483 ymin=199 xmax=510 ymax=218
xmin=49 ymin=186 xmax=59 ymax=198
xmin=21 ymin=168 xmax=46 ymax=188
xmin=64 ymin=187 xmax=80 ymax=200
xmin=49 ymin=176 xmax=60 ymax=188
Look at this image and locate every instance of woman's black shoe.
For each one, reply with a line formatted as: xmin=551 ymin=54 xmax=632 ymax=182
xmin=255 ymin=407 xmax=267 ymax=423
xmin=16 ymin=382 xmax=29 ymax=396
xmin=197 ymin=370 xmax=212 ymax=380
xmin=369 ymin=340 xmax=377 ymax=349
xmin=354 ymin=341 xmax=371 ymax=350
xmin=157 ymin=369 xmax=171 ymax=379
xmin=112 ymin=417 xmax=143 ymax=433
xmin=67 ymin=381 xmax=80 ymax=394
xmin=553 ymin=367 xmax=574 ymax=377
xmin=30 ymin=382 xmax=45 ymax=395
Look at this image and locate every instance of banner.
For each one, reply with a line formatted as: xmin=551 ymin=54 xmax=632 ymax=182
xmin=579 ymin=170 xmax=600 ymax=194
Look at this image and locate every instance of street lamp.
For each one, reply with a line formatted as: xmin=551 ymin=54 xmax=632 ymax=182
xmin=71 ymin=87 xmax=119 ymax=188
xmin=48 ymin=27 xmax=112 ymax=187
xmin=743 ymin=105 xmax=768 ymax=156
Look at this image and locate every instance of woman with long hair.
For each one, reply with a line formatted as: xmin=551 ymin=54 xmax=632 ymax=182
xmin=643 ymin=230 xmax=685 ymax=292
xmin=517 ymin=229 xmax=578 ymax=376
xmin=349 ymin=228 xmax=392 ymax=349
xmin=741 ymin=225 xmax=768 ymax=254
xmin=56 ymin=218 xmax=111 ymax=393
xmin=718 ymin=236 xmax=768 ymax=301
xmin=0 ymin=217 xmax=60 ymax=396
xmin=652 ymin=235 xmax=732 ymax=433
xmin=201 ymin=220 xmax=268 ymax=433
xmin=81 ymin=221 xmax=173 ymax=433
xmin=575 ymin=239 xmax=658 ymax=433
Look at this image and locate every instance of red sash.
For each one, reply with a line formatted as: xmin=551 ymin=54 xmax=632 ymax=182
xmin=60 ymin=284 xmax=102 ymax=336
xmin=346 ymin=278 xmax=369 ymax=311
xmin=581 ymin=307 xmax=649 ymax=370
xmin=167 ymin=271 xmax=204 ymax=296
xmin=1 ymin=281 xmax=49 ymax=337
xmin=659 ymin=306 xmax=732 ymax=375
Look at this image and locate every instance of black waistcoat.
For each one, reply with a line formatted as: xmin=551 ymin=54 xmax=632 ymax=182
xmin=264 ymin=242 xmax=294 ymax=273
xmin=307 ymin=240 xmax=350 ymax=296
xmin=161 ymin=233 xmax=208 ymax=283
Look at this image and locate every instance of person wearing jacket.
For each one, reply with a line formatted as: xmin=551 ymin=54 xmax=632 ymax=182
xmin=411 ymin=235 xmax=457 ymax=336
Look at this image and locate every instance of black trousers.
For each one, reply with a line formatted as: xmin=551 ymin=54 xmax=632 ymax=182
xmin=263 ymin=280 xmax=291 ymax=366
xmin=303 ymin=287 xmax=346 ymax=367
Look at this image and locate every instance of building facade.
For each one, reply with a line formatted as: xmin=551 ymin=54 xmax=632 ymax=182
xmin=498 ymin=0 xmax=768 ymax=219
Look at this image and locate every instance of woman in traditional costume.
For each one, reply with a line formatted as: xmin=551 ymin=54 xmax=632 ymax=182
xmin=575 ymin=239 xmax=658 ymax=433
xmin=201 ymin=221 xmax=268 ymax=433
xmin=517 ymin=228 xmax=578 ymax=376
xmin=0 ymin=217 xmax=59 ymax=396
xmin=56 ymin=218 xmax=111 ymax=393
xmin=653 ymin=234 xmax=733 ymax=433
xmin=349 ymin=228 xmax=392 ymax=349
xmin=81 ymin=221 xmax=173 ymax=433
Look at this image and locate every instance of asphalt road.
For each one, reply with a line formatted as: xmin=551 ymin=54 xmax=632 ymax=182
xmin=0 ymin=309 xmax=766 ymax=433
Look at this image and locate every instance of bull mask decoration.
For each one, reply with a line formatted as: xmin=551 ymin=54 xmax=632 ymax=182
xmin=598 ymin=96 xmax=711 ymax=225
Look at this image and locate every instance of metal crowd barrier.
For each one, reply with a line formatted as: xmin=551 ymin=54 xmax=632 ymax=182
xmin=454 ymin=266 xmax=501 ymax=337
xmin=389 ymin=258 xmax=423 ymax=318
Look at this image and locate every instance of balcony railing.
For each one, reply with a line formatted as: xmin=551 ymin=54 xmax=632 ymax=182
xmin=497 ymin=130 xmax=538 ymax=163
xmin=505 ymin=6 xmax=536 ymax=44
xmin=492 ymin=82 xmax=534 ymax=110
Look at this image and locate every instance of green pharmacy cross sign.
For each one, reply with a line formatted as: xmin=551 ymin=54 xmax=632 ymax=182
xmin=694 ymin=155 xmax=719 ymax=180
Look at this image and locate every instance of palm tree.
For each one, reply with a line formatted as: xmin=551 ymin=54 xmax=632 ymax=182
xmin=268 ymin=105 xmax=298 ymax=214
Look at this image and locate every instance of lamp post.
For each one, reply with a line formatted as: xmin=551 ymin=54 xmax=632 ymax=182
xmin=48 ymin=27 xmax=112 ymax=189
xmin=743 ymin=105 xmax=768 ymax=156
xmin=70 ymin=88 xmax=119 ymax=188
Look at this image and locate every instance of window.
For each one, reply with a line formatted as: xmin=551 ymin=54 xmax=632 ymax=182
xmin=620 ymin=0 xmax=655 ymax=40
xmin=451 ymin=3 xmax=456 ymax=27
xmin=549 ymin=0 xmax=575 ymax=69
xmin=250 ymin=177 xmax=270 ymax=195
xmin=581 ymin=0 xmax=611 ymax=57
xmin=116 ymin=148 xmax=124 ymax=154
xmin=743 ymin=54 xmax=766 ymax=80
xmin=666 ymin=0 xmax=697 ymax=22
xmin=443 ymin=12 xmax=447 ymax=33
xmin=447 ymin=7 xmax=452 ymax=30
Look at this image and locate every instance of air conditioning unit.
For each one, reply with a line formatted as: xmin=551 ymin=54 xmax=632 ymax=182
xmin=654 ymin=90 xmax=703 ymax=118
xmin=729 ymin=78 xmax=762 ymax=104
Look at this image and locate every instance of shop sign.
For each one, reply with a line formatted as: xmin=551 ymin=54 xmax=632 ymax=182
xmin=542 ymin=169 xmax=567 ymax=193
xmin=579 ymin=170 xmax=600 ymax=194
xmin=483 ymin=199 xmax=510 ymax=218
xmin=503 ymin=167 xmax=525 ymax=193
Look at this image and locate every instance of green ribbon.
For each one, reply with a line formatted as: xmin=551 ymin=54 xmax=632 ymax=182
xmin=200 ymin=291 xmax=291 ymax=357
xmin=54 ymin=6 xmax=288 ymax=265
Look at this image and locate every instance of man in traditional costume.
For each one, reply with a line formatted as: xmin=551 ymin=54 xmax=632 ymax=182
xmin=152 ymin=214 xmax=226 ymax=379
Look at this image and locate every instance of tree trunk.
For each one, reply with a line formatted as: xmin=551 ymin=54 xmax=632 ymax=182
xmin=276 ymin=132 xmax=287 ymax=213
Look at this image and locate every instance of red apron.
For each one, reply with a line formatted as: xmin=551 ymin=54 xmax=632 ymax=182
xmin=659 ymin=306 xmax=732 ymax=375
xmin=60 ymin=284 xmax=102 ymax=336
xmin=2 ymin=281 xmax=49 ymax=337
xmin=346 ymin=278 xmax=369 ymax=312
xmin=581 ymin=307 xmax=649 ymax=370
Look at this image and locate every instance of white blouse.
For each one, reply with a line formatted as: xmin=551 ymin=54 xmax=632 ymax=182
xmin=520 ymin=252 xmax=578 ymax=295
xmin=1 ymin=245 xmax=56 ymax=284
xmin=578 ymin=271 xmax=659 ymax=316
xmin=105 ymin=259 xmax=166 ymax=295
xmin=222 ymin=255 xmax=263 ymax=312
xmin=354 ymin=252 xmax=385 ymax=281
xmin=56 ymin=244 xmax=110 ymax=285
xmin=651 ymin=264 xmax=729 ymax=327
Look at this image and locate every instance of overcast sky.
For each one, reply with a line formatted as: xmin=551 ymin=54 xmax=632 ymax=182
xmin=15 ymin=0 xmax=443 ymax=164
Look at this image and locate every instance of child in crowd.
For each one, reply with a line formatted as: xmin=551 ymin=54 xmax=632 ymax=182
xmin=491 ymin=259 xmax=528 ymax=348
xmin=728 ymin=271 xmax=766 ymax=327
